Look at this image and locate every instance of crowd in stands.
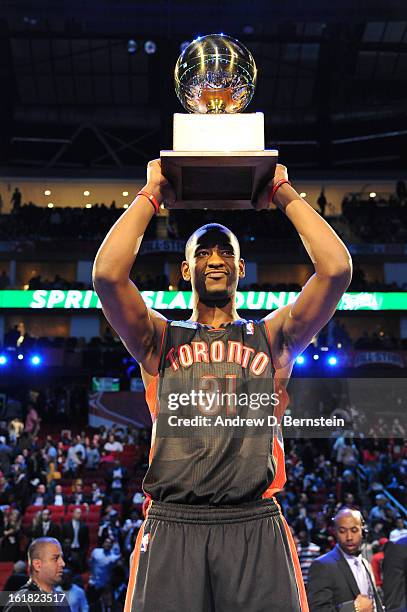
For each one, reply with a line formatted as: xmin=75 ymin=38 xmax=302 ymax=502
xmin=0 ymin=407 xmax=405 ymax=604
xmin=0 ymin=198 xmax=158 ymax=242
xmin=280 ymin=434 xmax=406 ymax=587
xmin=342 ymin=187 xmax=407 ymax=243
xmin=2 ymin=183 xmax=407 ymax=245
xmin=0 ymin=416 xmax=150 ymax=608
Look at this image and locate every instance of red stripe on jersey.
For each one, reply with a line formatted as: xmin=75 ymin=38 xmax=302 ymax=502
xmin=124 ymin=519 xmax=147 ymax=612
xmin=279 ymin=509 xmax=310 ymax=612
xmin=262 ymin=434 xmax=287 ymax=498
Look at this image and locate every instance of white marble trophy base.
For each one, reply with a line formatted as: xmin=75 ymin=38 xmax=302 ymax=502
xmin=160 ymin=113 xmax=278 ymax=209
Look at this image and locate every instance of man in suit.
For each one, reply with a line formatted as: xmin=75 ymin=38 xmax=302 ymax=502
xmin=382 ymin=535 xmax=407 ymax=611
xmin=62 ymin=507 xmax=89 ymax=571
xmin=307 ymin=508 xmax=384 ymax=611
xmin=48 ymin=484 xmax=67 ymax=506
xmin=31 ymin=508 xmax=61 ymax=541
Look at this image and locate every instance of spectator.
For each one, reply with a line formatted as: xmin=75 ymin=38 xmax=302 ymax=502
xmin=90 ymin=482 xmax=104 ymax=506
xmin=122 ymin=511 xmax=143 ymax=559
xmin=98 ymin=511 xmax=121 ymax=551
xmin=106 ymin=459 xmax=128 ymax=503
xmin=389 ymin=517 xmax=407 ymax=542
xmin=24 ymin=404 xmax=41 ymax=437
xmin=104 ymin=434 xmax=123 ymax=453
xmin=49 ymin=484 xmax=67 ymax=506
xmin=62 ymin=508 xmax=89 ymax=571
xmin=307 ymin=508 xmax=384 ymax=611
xmin=87 ymin=538 xmax=120 ymax=606
xmin=30 ymin=483 xmax=48 ymax=506
xmin=317 ymin=188 xmax=327 ymax=217
xmin=0 ymin=435 xmax=13 ymax=473
xmin=11 ymin=187 xmax=22 ymax=213
xmin=369 ymin=494 xmax=393 ymax=524
xmin=31 ymin=508 xmax=61 ymax=541
xmin=337 ymin=439 xmax=359 ymax=468
xmin=3 ymin=537 xmax=68 ymax=612
xmin=110 ymin=563 xmax=127 ymax=609
xmin=372 ymin=521 xmax=388 ymax=541
xmin=371 ymin=538 xmax=388 ymax=592
xmin=85 ymin=443 xmax=100 ymax=470
xmin=297 ymin=529 xmax=321 ymax=584
xmin=60 ymin=567 xmax=89 ymax=612
xmin=69 ymin=483 xmax=87 ymax=506
xmin=0 ymin=509 xmax=22 ymax=561
xmin=2 ymin=560 xmax=28 ymax=592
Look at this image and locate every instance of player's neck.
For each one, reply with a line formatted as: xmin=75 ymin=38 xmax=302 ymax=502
xmin=189 ymin=300 xmax=240 ymax=327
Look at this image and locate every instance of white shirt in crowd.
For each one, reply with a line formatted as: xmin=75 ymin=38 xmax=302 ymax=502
xmin=389 ymin=526 xmax=407 ymax=541
xmin=54 ymin=494 xmax=64 ymax=506
xmin=104 ymin=441 xmax=123 ymax=452
xmin=72 ymin=519 xmax=80 ymax=549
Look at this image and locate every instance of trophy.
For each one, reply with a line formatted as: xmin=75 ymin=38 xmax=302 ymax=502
xmin=160 ymin=33 xmax=278 ymax=209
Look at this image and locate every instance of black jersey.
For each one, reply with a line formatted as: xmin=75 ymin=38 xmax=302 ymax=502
xmin=142 ymin=319 xmax=287 ymax=505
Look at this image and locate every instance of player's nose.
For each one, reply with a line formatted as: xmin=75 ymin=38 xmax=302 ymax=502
xmin=207 ymin=250 xmax=225 ymax=266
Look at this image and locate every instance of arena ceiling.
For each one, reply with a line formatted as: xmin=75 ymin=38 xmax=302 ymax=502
xmin=1 ymin=0 xmax=407 ymax=175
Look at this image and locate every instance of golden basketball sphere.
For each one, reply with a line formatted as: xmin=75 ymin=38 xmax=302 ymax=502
xmin=174 ymin=33 xmax=257 ymax=114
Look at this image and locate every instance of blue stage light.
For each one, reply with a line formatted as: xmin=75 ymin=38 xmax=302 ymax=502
xmin=31 ymin=355 xmax=41 ymax=366
xmin=0 ymin=355 xmax=7 ymax=365
xmin=127 ymin=39 xmax=138 ymax=54
xmin=327 ymin=356 xmax=338 ymax=366
xmin=17 ymin=354 xmax=24 ymax=360
xmin=313 ymin=354 xmax=319 ymax=360
xmin=296 ymin=355 xmax=305 ymax=364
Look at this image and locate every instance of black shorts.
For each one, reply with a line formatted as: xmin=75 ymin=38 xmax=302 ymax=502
xmin=124 ymin=498 xmax=309 ymax=612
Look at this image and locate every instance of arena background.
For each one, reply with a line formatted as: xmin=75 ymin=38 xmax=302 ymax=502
xmin=0 ymin=0 xmax=406 ymax=609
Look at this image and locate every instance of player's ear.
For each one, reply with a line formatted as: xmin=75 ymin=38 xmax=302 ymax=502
xmin=181 ymin=260 xmax=191 ymax=281
xmin=239 ymin=258 xmax=245 ymax=278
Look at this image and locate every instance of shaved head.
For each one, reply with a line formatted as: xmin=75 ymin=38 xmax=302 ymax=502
xmin=185 ymin=224 xmax=240 ymax=260
xmin=28 ymin=537 xmax=61 ymax=572
xmin=27 ymin=538 xmax=65 ymax=592
xmin=333 ymin=508 xmax=365 ymax=556
xmin=333 ymin=508 xmax=363 ymax=528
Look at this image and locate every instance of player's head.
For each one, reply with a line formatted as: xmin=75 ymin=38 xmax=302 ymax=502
xmin=182 ymin=224 xmax=245 ymax=302
xmin=27 ymin=537 xmax=65 ymax=587
xmin=333 ymin=508 xmax=365 ymax=556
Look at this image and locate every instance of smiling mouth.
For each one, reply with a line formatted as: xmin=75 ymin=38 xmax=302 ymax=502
xmin=206 ymin=272 xmax=227 ymax=278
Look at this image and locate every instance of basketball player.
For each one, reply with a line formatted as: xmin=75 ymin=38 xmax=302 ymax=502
xmin=93 ymin=160 xmax=352 ymax=612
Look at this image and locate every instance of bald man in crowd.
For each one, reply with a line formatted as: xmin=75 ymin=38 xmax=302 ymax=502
xmin=307 ymin=508 xmax=384 ymax=612
xmin=4 ymin=537 xmax=71 ymax=611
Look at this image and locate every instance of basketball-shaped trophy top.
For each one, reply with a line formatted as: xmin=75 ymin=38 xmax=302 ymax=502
xmin=174 ymin=34 xmax=257 ymax=114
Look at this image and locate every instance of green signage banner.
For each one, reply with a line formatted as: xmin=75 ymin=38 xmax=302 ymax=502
xmin=0 ymin=290 xmax=406 ymax=310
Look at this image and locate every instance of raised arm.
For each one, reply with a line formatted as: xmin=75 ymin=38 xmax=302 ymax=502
xmin=259 ymin=165 xmax=352 ymax=367
xmin=92 ymin=160 xmax=175 ymax=374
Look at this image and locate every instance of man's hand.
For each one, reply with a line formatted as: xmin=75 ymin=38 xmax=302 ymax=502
xmin=354 ymin=594 xmax=374 ymax=612
xmin=254 ymin=163 xmax=289 ymax=210
xmin=145 ymin=159 xmax=176 ymax=207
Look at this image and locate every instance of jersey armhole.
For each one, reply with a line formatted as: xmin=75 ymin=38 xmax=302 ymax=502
xmin=261 ymin=319 xmax=277 ymax=374
xmin=157 ymin=319 xmax=170 ymax=373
